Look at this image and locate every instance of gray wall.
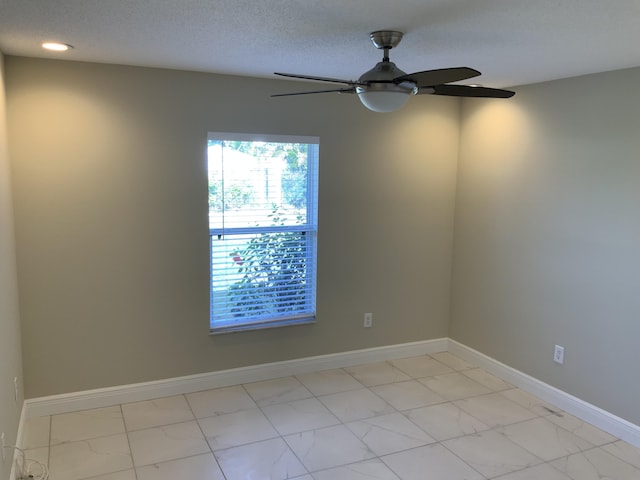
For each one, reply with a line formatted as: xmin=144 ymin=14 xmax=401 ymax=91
xmin=0 ymin=52 xmax=24 ymax=480
xmin=6 ymin=57 xmax=460 ymax=398
xmin=451 ymin=67 xmax=640 ymax=425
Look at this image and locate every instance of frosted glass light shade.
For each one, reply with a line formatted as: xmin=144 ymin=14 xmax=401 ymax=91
xmin=357 ymin=90 xmax=410 ymax=112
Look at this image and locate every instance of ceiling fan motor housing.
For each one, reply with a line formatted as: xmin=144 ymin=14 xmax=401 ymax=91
xmin=357 ymin=61 xmax=416 ymax=94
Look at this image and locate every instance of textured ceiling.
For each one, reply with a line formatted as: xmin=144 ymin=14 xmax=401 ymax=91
xmin=1 ymin=0 xmax=639 ymax=88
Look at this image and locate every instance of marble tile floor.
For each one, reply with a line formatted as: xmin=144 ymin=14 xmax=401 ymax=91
xmin=19 ymin=351 xmax=640 ymax=480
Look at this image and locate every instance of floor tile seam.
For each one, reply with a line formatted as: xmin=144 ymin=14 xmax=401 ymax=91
xmin=419 ymin=410 xmax=540 ymax=451
xmin=195 ymin=405 xmax=276 ymax=428
xmin=303 ymin=383 xmax=365 ymax=398
xmin=47 ymin=435 xmax=134 ymax=480
xmin=342 ymin=414 xmax=439 ymax=444
xmin=211 ymin=434 xmax=312 ymax=478
xmin=343 ymin=359 xmax=409 ymax=385
xmin=316 ymin=405 xmax=402 ymax=425
xmin=436 ymin=400 xmax=500 ymax=437
xmin=120 ymin=394 xmax=195 ymax=428
xmin=128 ymin=389 xmax=228 ymax=478
xmin=238 ymin=380 xmax=265 ymax=408
xmin=438 ymin=434 xmax=544 ymax=480
xmin=569 ymin=443 xmax=640 ymax=471
xmin=404 ymin=379 xmax=451 ymax=401
xmin=598 ymin=439 xmax=640 ymax=470
xmin=118 ymin=404 xmax=139 ymax=480
xmin=411 ymin=382 xmax=496 ymax=403
xmin=541 ymin=413 xmax=622 ymax=447
xmin=119 ymin=393 xmax=188 ymax=408
xmin=378 ymin=441 xmax=491 ymax=479
xmin=312 ymin=385 xmax=402 ymax=417
xmin=403 ymin=396 xmax=457 ymax=411
xmin=180 ymin=399 xmax=230 ymax=479
xmin=209 ymin=430 xmax=283 ymax=453
xmin=47 ymin=414 xmax=52 ymax=468
xmin=182 ymin=387 xmax=260 ymax=417
xmin=278 ymin=431 xmax=313 ymax=476
xmin=131 ymin=450 xmax=221 ymax=472
xmin=253 ymin=401 xmax=290 ymax=433
xmin=218 ymin=389 xmax=330 ymax=458
xmin=496 ymin=390 xmax=564 ymax=418
xmin=450 ymin=397 xmax=539 ymax=430
xmin=198 ymin=404 xmax=440 ymax=454
xmin=260 ymin=414 xmax=343 ymax=438
xmin=293 ymin=452 xmax=380 ymax=475
xmin=395 ymin=406 xmax=488 ymax=443
xmin=241 ymin=379 xmax=314 ymax=408
xmin=497 ymin=422 xmax=622 ymax=469
xmin=78 ymin=465 xmax=137 ymax=480
xmin=209 ymin=434 xmax=288 ymax=459
xmin=302 ymin=457 xmax=387 ymax=477
xmin=495 ymin=412 xmax=606 ymax=455
xmin=254 ymin=390 xmax=340 ymax=413
xmin=292 ymin=366 xmax=366 ymax=396
xmin=486 ymin=423 xmax=590 ymax=464
xmin=442 ymin=392 xmax=498 ymax=403
xmin=222 ymin=421 xmax=389 ymax=473
xmin=122 ymin=414 xmax=200 ymax=433
xmin=486 ymin=459 xmax=567 ymax=480
xmin=495 ymin=412 xmax=566 ymax=430
xmin=48 ymin=430 xmax=132 ymax=449
xmin=389 ymin=356 xmax=455 ymax=377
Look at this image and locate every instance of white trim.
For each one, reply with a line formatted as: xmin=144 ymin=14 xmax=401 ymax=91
xmin=9 ymin=403 xmax=26 ymax=480
xmin=448 ymin=339 xmax=640 ymax=447
xmin=24 ymin=339 xmax=447 ymax=418
xmin=208 ymin=132 xmax=319 ymax=145
xmin=22 ymin=337 xmax=640 ymax=449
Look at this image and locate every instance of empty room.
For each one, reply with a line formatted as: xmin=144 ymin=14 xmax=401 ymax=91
xmin=1 ymin=1 xmax=639 ymax=479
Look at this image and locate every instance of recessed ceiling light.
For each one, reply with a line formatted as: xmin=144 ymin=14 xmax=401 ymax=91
xmin=42 ymin=42 xmax=73 ymax=52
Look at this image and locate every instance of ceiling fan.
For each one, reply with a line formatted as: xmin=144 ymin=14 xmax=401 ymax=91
xmin=272 ymin=30 xmax=515 ymax=112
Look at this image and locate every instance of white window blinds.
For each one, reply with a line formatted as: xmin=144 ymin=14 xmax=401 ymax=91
xmin=208 ymin=133 xmax=319 ymax=333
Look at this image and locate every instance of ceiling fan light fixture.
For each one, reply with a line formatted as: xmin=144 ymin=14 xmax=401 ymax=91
xmin=355 ymin=59 xmax=414 ymax=112
xmin=356 ymin=89 xmax=411 ymax=112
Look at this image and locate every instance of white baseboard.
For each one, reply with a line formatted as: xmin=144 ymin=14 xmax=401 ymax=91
xmin=22 ymin=337 xmax=640 ymax=449
xmin=24 ymin=338 xmax=448 ymax=418
xmin=448 ymin=339 xmax=640 ymax=448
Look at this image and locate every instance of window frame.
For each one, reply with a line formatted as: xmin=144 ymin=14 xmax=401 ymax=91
xmin=207 ymin=132 xmax=319 ymax=334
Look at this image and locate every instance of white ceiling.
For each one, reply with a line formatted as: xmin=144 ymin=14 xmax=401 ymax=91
xmin=1 ymin=0 xmax=639 ymax=88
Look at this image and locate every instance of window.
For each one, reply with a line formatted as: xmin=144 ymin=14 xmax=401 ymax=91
xmin=208 ymin=133 xmax=319 ymax=333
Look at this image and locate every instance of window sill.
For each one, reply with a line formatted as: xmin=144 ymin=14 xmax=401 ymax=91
xmin=209 ymin=316 xmax=316 ymax=335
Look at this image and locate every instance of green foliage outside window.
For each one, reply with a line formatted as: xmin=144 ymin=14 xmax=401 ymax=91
xmin=228 ymin=207 xmax=307 ymax=317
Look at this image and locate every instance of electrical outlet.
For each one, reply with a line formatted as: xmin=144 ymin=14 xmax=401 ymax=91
xmin=363 ymin=313 xmax=373 ymax=328
xmin=1 ymin=431 xmax=5 ymax=462
xmin=554 ymin=345 xmax=565 ymax=364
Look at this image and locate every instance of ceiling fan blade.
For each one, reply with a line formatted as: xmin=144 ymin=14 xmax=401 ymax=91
xmin=274 ymin=72 xmax=359 ymax=86
xmin=271 ymin=87 xmax=356 ymax=97
xmin=422 ymin=84 xmax=515 ymax=98
xmin=395 ymin=67 xmax=481 ymax=88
